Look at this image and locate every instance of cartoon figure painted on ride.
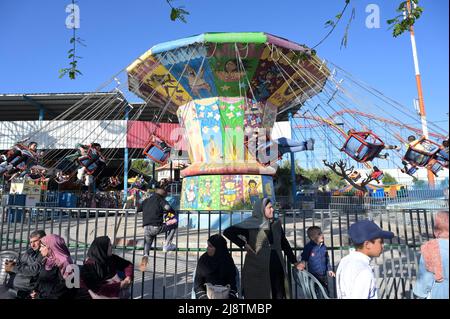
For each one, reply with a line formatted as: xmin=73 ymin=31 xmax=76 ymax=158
xmin=126 ymin=32 xmax=329 ymax=209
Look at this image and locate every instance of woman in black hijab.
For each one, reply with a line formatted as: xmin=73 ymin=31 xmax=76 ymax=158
xmin=224 ymin=198 xmax=301 ymax=299
xmin=194 ymin=234 xmax=238 ymax=299
xmin=80 ymin=236 xmax=134 ymax=298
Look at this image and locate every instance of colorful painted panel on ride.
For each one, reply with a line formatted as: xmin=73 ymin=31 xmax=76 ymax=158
xmin=243 ymin=175 xmax=263 ymax=206
xmin=177 ymin=102 xmax=206 ymax=163
xmin=220 ymin=175 xmax=244 ymax=210
xmin=194 ymin=98 xmax=223 ymax=163
xmin=267 ymin=58 xmax=328 ymax=108
xmin=197 ymin=175 xmax=221 ymax=210
xmin=181 ymin=175 xmax=199 ymax=210
xmin=251 ymin=46 xmax=296 ymax=101
xmin=179 ymin=174 xmax=274 ymax=210
xmin=129 ymin=54 xmax=191 ymax=107
xmin=208 ymin=43 xmax=262 ymax=97
xmin=262 ymin=175 xmax=276 ymax=203
xmin=219 ymin=97 xmax=245 ymax=162
xmin=154 ymin=45 xmax=218 ymax=100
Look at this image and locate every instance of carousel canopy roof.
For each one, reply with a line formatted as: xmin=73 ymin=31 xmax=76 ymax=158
xmin=126 ymin=32 xmax=330 ymax=119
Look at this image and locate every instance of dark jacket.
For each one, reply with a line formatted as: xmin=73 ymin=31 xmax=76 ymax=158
xmin=194 ymin=235 xmax=238 ymax=299
xmin=300 ymin=241 xmax=332 ymax=276
xmin=137 ymin=192 xmax=173 ymax=227
xmin=34 ymin=266 xmax=75 ymax=299
xmin=11 ymin=248 xmax=43 ymax=292
xmin=223 ymin=199 xmax=297 ymax=299
xmin=80 ymin=254 xmax=134 ymax=298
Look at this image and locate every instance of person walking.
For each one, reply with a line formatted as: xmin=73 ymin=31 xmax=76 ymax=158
xmin=138 ymin=180 xmax=178 ymax=272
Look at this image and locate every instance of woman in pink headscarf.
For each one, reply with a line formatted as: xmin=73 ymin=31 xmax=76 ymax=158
xmin=413 ymin=211 xmax=449 ymax=299
xmin=30 ymin=234 xmax=76 ymax=299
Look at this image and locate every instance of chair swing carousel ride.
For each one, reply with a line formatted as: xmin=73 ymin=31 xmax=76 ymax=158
xmin=126 ymin=32 xmax=330 ymax=210
xmin=2 ymin=33 xmax=447 ymax=202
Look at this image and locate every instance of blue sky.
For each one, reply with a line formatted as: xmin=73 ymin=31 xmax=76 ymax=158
xmin=0 ymin=0 xmax=448 ymax=127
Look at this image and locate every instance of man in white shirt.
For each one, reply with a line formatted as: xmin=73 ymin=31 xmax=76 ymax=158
xmin=336 ymin=219 xmax=394 ymax=299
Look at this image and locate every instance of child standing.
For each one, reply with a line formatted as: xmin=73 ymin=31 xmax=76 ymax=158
xmin=299 ymin=226 xmax=335 ymax=295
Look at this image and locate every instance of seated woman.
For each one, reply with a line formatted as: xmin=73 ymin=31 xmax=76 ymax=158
xmin=80 ymin=236 xmax=133 ymax=299
xmin=31 ymin=234 xmax=76 ymax=299
xmin=194 ymin=234 xmax=238 ymax=299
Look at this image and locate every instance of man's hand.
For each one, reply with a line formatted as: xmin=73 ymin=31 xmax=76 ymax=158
xmin=166 ymin=218 xmax=177 ymax=226
xmin=4 ymin=261 xmax=15 ymax=273
xmin=328 ymin=270 xmax=335 ymax=277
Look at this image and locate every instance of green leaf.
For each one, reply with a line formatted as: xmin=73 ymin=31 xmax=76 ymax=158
xmin=170 ymin=8 xmax=178 ymax=21
xmin=386 ymin=18 xmax=397 ymax=25
xmin=335 ymin=13 xmax=342 ymax=19
xmin=397 ymin=1 xmax=407 ymax=11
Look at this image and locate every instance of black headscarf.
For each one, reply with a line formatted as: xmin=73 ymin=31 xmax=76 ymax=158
xmin=196 ymin=234 xmax=236 ymax=285
xmin=82 ymin=236 xmax=115 ymax=289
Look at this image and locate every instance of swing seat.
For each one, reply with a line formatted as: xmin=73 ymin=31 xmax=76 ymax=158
xmin=371 ymin=172 xmax=384 ymax=181
xmin=409 ymin=137 xmax=441 ymax=155
xmin=403 ymin=149 xmax=432 ymax=167
xmin=427 ymin=160 xmax=443 ymax=175
xmin=143 ymin=137 xmax=171 ymax=164
xmin=77 ymin=146 xmax=104 ymax=174
xmin=403 ymin=137 xmax=443 ymax=167
xmin=341 ymin=131 xmax=385 ymax=162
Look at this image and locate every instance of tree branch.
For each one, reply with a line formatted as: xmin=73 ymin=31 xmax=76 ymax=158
xmin=312 ymin=0 xmax=351 ymax=49
xmin=323 ymin=159 xmax=373 ymax=193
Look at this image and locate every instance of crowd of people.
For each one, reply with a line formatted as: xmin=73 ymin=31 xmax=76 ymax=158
xmin=136 ymin=184 xmax=448 ymax=300
xmin=1 ymin=232 xmax=134 ymax=299
xmin=1 ymin=189 xmax=448 ymax=299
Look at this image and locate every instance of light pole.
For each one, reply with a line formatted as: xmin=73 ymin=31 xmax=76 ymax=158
xmin=405 ymin=0 xmax=435 ymax=187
